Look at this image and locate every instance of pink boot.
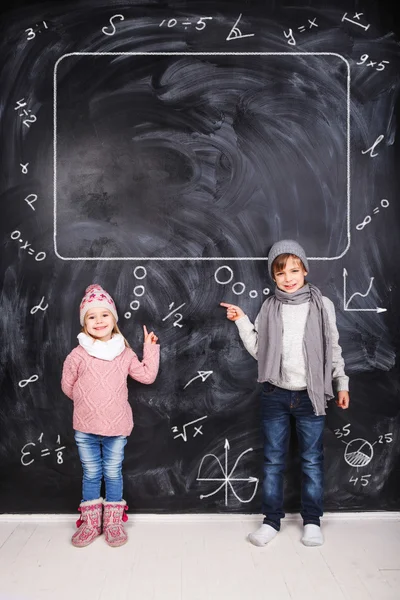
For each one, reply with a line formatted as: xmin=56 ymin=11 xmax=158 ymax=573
xmin=71 ymin=498 xmax=103 ymax=547
xmin=103 ymin=500 xmax=129 ymax=547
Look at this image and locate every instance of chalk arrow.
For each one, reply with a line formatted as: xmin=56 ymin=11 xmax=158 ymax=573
xmin=228 ymin=476 xmax=259 ymax=504
xmin=345 ymin=307 xmax=387 ymax=313
xmin=183 ymin=371 xmax=213 ymax=389
xmin=225 ymin=438 xmax=229 ymax=505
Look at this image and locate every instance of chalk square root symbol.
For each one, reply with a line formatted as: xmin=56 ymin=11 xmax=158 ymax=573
xmin=53 ymin=52 xmax=351 ymax=262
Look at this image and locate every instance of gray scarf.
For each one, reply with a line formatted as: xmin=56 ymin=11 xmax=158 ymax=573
xmin=257 ymin=283 xmax=333 ymax=416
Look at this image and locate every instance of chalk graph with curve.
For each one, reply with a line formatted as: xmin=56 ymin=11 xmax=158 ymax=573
xmin=197 ymin=439 xmax=259 ymax=506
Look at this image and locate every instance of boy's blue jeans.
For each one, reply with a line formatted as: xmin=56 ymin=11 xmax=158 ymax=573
xmin=261 ymin=383 xmax=325 ymax=531
xmin=74 ymin=430 xmax=127 ymax=502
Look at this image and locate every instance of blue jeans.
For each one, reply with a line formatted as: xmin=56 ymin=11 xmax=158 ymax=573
xmin=74 ymin=431 xmax=127 ymax=502
xmin=261 ymin=384 xmax=325 ymax=531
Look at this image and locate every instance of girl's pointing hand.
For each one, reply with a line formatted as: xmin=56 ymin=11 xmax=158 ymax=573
xmin=143 ymin=325 xmax=158 ymax=344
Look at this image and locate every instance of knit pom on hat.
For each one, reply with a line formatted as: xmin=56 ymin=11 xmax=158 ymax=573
xmin=79 ymin=284 xmax=118 ymax=326
xmin=84 ymin=284 xmax=102 ymax=295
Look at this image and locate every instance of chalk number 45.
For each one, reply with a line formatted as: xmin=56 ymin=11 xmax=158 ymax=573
xmin=350 ymin=474 xmax=371 ymax=486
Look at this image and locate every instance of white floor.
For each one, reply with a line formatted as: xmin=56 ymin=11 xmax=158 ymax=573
xmin=0 ymin=514 xmax=399 ymax=600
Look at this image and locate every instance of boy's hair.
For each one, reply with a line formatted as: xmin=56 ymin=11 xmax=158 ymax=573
xmin=82 ymin=313 xmax=130 ymax=348
xmin=271 ymin=253 xmax=307 ymax=277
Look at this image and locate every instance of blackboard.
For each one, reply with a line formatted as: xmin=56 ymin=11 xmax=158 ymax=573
xmin=1 ymin=0 xmax=400 ymax=514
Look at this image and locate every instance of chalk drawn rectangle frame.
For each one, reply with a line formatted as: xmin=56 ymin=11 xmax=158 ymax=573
xmin=54 ymin=52 xmax=350 ymax=262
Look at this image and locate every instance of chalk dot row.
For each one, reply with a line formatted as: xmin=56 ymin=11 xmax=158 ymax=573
xmin=214 ymin=266 xmax=269 ymax=297
xmin=124 ymin=266 xmax=148 ymax=318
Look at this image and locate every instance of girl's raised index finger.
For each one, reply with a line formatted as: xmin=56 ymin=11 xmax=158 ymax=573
xmin=220 ymin=302 xmax=233 ymax=308
xmin=143 ymin=325 xmax=148 ymax=335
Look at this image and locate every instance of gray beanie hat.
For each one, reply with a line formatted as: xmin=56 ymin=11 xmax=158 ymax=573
xmin=267 ymin=239 xmax=309 ymax=280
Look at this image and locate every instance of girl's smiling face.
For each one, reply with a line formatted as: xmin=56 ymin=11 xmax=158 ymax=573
xmin=84 ymin=308 xmax=115 ymax=341
xmin=273 ymin=255 xmax=308 ymax=294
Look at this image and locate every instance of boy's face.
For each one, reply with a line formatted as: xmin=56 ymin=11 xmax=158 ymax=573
xmin=85 ymin=308 xmax=115 ymax=341
xmin=273 ymin=255 xmax=308 ymax=294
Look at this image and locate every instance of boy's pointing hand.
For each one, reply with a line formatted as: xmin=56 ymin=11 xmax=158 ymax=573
xmin=220 ymin=302 xmax=245 ymax=322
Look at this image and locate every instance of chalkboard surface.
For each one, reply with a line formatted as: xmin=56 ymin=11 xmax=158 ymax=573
xmin=1 ymin=0 xmax=400 ymax=514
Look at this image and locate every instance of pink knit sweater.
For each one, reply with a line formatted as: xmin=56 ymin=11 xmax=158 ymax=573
xmin=61 ymin=344 xmax=160 ymax=436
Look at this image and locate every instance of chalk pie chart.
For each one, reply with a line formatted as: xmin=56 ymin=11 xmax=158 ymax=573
xmin=344 ymin=438 xmax=374 ymax=467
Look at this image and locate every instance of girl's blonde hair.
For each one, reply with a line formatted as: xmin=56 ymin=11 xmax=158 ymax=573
xmin=82 ymin=312 xmax=130 ymax=348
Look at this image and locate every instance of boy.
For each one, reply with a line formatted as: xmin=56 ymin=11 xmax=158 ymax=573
xmin=221 ymin=240 xmax=349 ymax=546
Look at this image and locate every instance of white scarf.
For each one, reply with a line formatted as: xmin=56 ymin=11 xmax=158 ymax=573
xmin=77 ymin=332 xmax=126 ymax=361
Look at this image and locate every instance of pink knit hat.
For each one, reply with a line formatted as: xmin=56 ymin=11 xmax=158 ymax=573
xmin=79 ymin=284 xmax=118 ymax=325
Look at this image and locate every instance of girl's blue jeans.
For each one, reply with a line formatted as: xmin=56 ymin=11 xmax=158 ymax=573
xmin=261 ymin=383 xmax=325 ymax=531
xmin=74 ymin=430 xmax=127 ymax=502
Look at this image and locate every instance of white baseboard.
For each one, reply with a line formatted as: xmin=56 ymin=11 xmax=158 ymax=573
xmin=0 ymin=511 xmax=399 ymax=523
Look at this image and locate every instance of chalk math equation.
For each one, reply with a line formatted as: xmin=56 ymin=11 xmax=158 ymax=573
xmin=98 ymin=12 xmax=255 ymax=41
xmin=21 ymin=433 xmax=66 ymax=467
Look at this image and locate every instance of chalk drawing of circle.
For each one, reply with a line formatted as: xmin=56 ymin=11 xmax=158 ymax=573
xmin=134 ymin=266 xmax=147 ymax=279
xmin=124 ymin=312 xmax=131 ymax=319
xmin=133 ymin=285 xmax=145 ymax=297
xmin=232 ymin=282 xmax=246 ymax=295
xmin=130 ymin=300 xmax=140 ymax=311
xmin=249 ymin=290 xmax=258 ymax=298
xmin=214 ymin=266 xmax=234 ymax=285
xmin=344 ymin=438 xmax=374 ymax=468
xmin=263 ymin=288 xmax=270 ymax=295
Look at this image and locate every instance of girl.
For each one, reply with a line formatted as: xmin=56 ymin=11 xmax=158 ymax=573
xmin=221 ymin=240 xmax=349 ymax=547
xmin=61 ymin=284 xmax=160 ymax=548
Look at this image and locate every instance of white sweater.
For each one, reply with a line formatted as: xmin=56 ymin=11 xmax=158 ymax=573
xmin=235 ymin=297 xmax=349 ymax=392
